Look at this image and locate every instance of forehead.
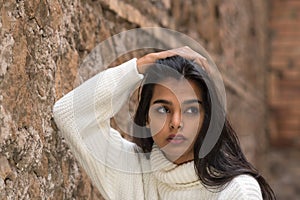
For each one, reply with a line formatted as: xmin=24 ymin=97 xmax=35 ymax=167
xmin=151 ymin=77 xmax=203 ymax=102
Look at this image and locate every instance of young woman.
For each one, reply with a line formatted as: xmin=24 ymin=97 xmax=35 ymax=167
xmin=53 ymin=47 xmax=275 ymax=199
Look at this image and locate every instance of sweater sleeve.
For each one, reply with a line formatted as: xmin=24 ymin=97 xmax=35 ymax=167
xmin=53 ymin=58 xmax=145 ymax=199
xmin=221 ymin=174 xmax=263 ymax=200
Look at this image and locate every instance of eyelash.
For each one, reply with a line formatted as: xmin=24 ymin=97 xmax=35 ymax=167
xmin=184 ymin=107 xmax=200 ymax=114
xmin=156 ymin=106 xmax=170 ymax=114
xmin=155 ymin=106 xmax=200 ymax=115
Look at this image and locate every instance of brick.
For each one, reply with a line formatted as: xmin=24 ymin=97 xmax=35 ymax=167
xmin=272 ymin=0 xmax=300 ymax=8
xmin=276 ymin=119 xmax=300 ymax=133
xmin=270 ymin=45 xmax=300 ymax=57
xmin=271 ymin=9 xmax=299 ymax=20
xmin=270 ymin=57 xmax=300 ymax=69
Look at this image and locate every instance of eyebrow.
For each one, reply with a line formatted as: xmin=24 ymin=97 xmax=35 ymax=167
xmin=152 ymin=99 xmax=202 ymax=105
xmin=183 ymin=99 xmax=203 ymax=105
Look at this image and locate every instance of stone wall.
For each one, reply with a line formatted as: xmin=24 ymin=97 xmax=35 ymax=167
xmin=0 ymin=0 xmax=282 ymax=199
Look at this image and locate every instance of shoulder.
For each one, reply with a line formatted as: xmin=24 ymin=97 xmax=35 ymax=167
xmin=220 ymin=174 xmax=263 ymax=200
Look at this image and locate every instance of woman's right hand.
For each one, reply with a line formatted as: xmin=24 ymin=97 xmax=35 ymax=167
xmin=137 ymin=46 xmax=209 ymax=74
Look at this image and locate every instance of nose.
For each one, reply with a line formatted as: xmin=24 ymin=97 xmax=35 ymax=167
xmin=169 ymin=111 xmax=183 ymax=130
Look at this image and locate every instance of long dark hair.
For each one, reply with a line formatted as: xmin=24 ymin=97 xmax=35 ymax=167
xmin=132 ymin=55 xmax=275 ymax=199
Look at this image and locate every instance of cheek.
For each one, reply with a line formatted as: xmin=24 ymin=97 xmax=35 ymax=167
xmin=148 ymin=112 xmax=168 ymax=136
xmin=184 ymin=116 xmax=204 ymax=136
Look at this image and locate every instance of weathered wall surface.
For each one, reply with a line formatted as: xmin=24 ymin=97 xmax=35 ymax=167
xmin=267 ymin=0 xmax=300 ymax=199
xmin=269 ymin=0 xmax=300 ymax=145
xmin=0 ymin=0 xmax=285 ymax=199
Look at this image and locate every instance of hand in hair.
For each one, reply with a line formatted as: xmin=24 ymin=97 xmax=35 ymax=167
xmin=137 ymin=46 xmax=209 ymax=74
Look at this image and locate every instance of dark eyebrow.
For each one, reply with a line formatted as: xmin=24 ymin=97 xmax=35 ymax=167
xmin=183 ymin=99 xmax=203 ymax=105
xmin=152 ymin=99 xmax=172 ymax=105
xmin=152 ymin=99 xmax=202 ymax=105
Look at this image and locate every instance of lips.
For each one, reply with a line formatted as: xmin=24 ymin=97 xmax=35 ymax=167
xmin=167 ymin=134 xmax=186 ymax=144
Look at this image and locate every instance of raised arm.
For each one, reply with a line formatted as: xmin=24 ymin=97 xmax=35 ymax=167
xmin=53 ymin=58 xmax=144 ymax=199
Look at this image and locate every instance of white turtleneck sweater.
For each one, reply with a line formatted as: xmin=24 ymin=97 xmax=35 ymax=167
xmin=53 ymin=58 xmax=263 ymax=200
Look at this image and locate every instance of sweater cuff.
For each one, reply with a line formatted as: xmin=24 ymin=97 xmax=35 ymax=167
xmin=116 ymin=58 xmax=144 ymax=82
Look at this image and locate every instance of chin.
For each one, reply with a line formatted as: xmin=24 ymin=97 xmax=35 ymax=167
xmin=161 ymin=147 xmax=191 ymax=160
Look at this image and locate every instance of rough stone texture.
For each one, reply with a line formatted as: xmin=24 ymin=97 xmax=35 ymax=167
xmin=0 ymin=0 xmax=296 ymax=199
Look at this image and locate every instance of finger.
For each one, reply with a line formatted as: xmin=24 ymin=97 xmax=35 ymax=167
xmin=153 ymin=50 xmax=178 ymax=60
xmin=169 ymin=47 xmax=207 ymax=61
xmin=194 ymin=57 xmax=211 ymax=74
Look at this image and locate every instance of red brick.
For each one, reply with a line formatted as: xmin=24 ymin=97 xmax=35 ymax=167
xmin=270 ymin=45 xmax=300 ymax=56
xmin=272 ymin=0 xmax=300 ymax=7
xmin=270 ymin=58 xmax=300 ymax=69
xmin=270 ymin=10 xmax=299 ymax=20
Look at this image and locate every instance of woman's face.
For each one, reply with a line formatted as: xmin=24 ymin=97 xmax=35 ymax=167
xmin=148 ymin=77 xmax=205 ymax=164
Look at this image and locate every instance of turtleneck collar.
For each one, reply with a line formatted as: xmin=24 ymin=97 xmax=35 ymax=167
xmin=150 ymin=144 xmax=202 ymax=189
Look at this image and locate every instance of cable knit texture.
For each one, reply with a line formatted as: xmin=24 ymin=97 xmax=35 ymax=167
xmin=53 ymin=59 xmax=263 ymax=200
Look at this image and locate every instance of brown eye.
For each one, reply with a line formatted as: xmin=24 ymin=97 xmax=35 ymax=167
xmin=156 ymin=106 xmax=170 ymax=114
xmin=184 ymin=106 xmax=199 ymax=115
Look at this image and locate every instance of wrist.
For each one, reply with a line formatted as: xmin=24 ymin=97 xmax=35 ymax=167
xmin=137 ymin=53 xmax=157 ymax=74
xmin=136 ymin=58 xmax=145 ymax=74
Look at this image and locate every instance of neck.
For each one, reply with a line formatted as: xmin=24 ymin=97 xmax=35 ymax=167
xmin=163 ymin=152 xmax=194 ymax=165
